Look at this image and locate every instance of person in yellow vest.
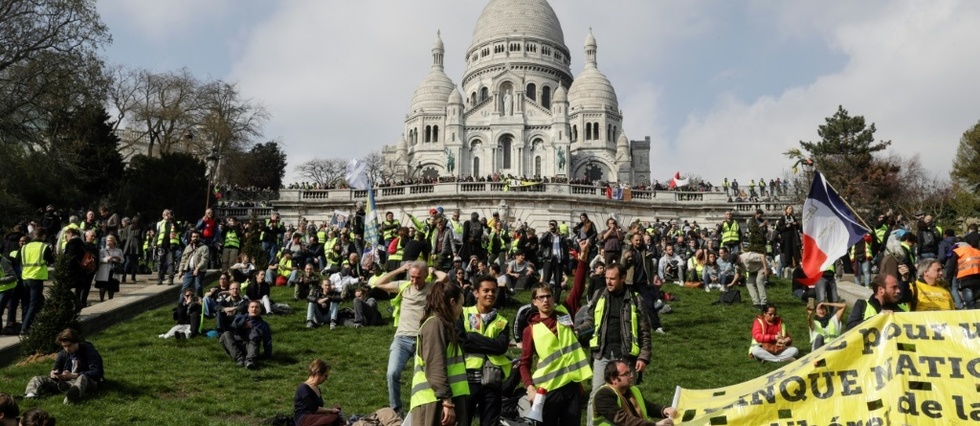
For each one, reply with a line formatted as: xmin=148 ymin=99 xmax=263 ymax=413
xmin=0 ymin=252 xmax=17 ymax=332
xmin=519 ymin=239 xmax=593 ymax=426
xmin=749 ymin=303 xmax=798 ymax=363
xmin=457 ymin=276 xmax=510 ymax=426
xmin=373 ymin=261 xmax=448 ymax=415
xmin=381 ymin=211 xmax=401 ymax=247
xmin=19 ymin=228 xmax=55 ymax=335
xmin=805 ymin=301 xmax=846 ymax=351
xmin=850 ymin=234 xmax=874 ymax=288
xmin=220 ymin=217 xmax=242 ymax=272
xmin=909 ymin=258 xmax=954 ymax=311
xmin=716 ymin=211 xmax=741 ymax=255
xmin=155 ymin=209 xmax=180 ymax=286
xmin=591 ymin=360 xmax=676 ymax=426
xmin=581 ymin=263 xmax=653 ymax=426
xmin=845 ymin=274 xmax=904 ymax=331
xmin=409 ymin=280 xmax=468 ymax=426
xmin=946 ymin=241 xmax=980 ymax=309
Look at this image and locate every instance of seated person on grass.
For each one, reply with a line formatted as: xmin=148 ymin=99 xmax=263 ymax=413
xmin=505 ymin=251 xmax=536 ymax=291
xmin=18 ymin=408 xmax=55 ymax=426
xmin=214 ymin=281 xmax=249 ymax=332
xmin=219 ymin=300 xmax=272 ymax=370
xmin=290 ymin=262 xmax=320 ymax=301
xmin=353 ymin=285 xmax=384 ymax=327
xmin=242 ymin=269 xmax=273 ymax=315
xmin=0 ymin=392 xmax=18 ymax=426
xmin=24 ymin=328 xmax=104 ymax=404
xmin=749 ymin=303 xmax=798 ymax=363
xmin=306 ymin=279 xmax=342 ymax=329
xmin=202 ymin=272 xmax=232 ymax=316
xmin=806 ymin=301 xmax=846 ymax=351
xmin=328 ymin=261 xmax=359 ymax=300
xmin=160 ymin=289 xmax=202 ymax=339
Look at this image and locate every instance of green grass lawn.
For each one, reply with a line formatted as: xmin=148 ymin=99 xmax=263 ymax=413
xmin=0 ymin=277 xmax=813 ymax=425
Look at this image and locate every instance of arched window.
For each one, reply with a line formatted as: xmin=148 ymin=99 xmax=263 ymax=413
xmin=470 ymin=92 xmax=477 ymax=105
xmin=501 ymin=137 xmax=512 ymax=169
xmin=480 ymin=87 xmax=489 ymax=102
xmin=585 ymin=124 xmax=592 ymax=140
xmin=526 ymin=83 xmax=537 ymax=101
xmin=425 ymin=125 xmax=432 ymax=143
xmin=433 ymin=125 xmax=439 ymax=142
xmin=607 ymin=124 xmax=612 ymax=141
xmin=542 ymin=86 xmax=552 ymax=108
xmin=534 ymin=156 xmax=541 ymax=176
xmin=412 ymin=128 xmax=418 ymax=145
xmin=572 ymin=125 xmax=578 ymax=142
xmin=473 ymin=157 xmax=480 ymax=177
xmin=592 ymin=123 xmax=600 ymax=140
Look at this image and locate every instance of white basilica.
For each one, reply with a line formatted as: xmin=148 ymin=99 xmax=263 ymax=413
xmin=383 ymin=0 xmax=651 ymax=184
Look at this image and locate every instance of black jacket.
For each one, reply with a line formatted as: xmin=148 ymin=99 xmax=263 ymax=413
xmin=53 ymin=341 xmax=104 ymax=382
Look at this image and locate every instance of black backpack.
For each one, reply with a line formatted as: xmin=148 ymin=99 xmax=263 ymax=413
xmin=713 ymin=288 xmax=742 ymax=305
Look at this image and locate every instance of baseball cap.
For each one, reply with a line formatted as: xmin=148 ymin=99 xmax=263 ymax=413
xmin=429 ymin=208 xmax=438 ymax=215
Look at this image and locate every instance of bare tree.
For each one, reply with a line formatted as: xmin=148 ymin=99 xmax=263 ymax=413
xmin=126 ymin=68 xmax=200 ymax=157
xmin=295 ymin=158 xmax=347 ymax=186
xmin=193 ymin=79 xmax=269 ymax=160
xmin=362 ymin=151 xmax=398 ymax=184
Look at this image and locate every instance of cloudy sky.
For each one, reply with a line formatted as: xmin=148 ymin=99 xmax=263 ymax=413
xmin=97 ymin=0 xmax=975 ymax=185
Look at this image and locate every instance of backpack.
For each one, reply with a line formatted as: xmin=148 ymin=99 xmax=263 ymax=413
xmin=80 ymin=250 xmax=97 ymax=274
xmin=713 ymin=288 xmax=742 ymax=305
xmin=350 ymin=407 xmax=402 ymax=426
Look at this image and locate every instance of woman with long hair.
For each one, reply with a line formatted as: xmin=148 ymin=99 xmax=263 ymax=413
xmin=293 ymin=359 xmax=342 ymax=426
xmin=409 ymin=281 xmax=469 ymax=425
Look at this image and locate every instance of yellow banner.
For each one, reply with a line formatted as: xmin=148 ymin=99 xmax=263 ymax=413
xmin=673 ymin=310 xmax=980 ymax=425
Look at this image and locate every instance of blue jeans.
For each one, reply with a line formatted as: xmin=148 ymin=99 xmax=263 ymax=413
xmin=306 ymin=302 xmax=338 ymax=324
xmin=815 ymin=276 xmax=838 ymax=304
xmin=180 ymin=273 xmax=203 ymax=302
xmin=386 ymin=335 xmax=416 ymax=414
xmin=859 ymin=260 xmax=871 ymax=287
xmin=262 ymin=242 xmax=279 ymax=264
xmin=21 ymin=280 xmax=45 ymax=334
xmin=961 ymin=286 xmax=977 ymax=309
xmin=951 ymin=277 xmax=964 ymax=309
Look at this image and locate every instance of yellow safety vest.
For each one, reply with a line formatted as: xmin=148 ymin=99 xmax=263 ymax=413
xmin=388 ymin=238 xmax=404 ymax=262
xmin=593 ymin=385 xmax=651 ymax=426
xmin=382 ymin=220 xmax=400 ymax=241
xmin=721 ymin=221 xmax=740 ymax=245
xmin=409 ymin=317 xmax=470 ymax=410
xmin=589 ymin=294 xmax=640 ymax=357
xmin=156 ymin=220 xmax=180 ymax=246
xmin=530 ymin=306 xmax=592 ymax=391
xmin=0 ymin=258 xmax=16 ymax=293
xmin=20 ymin=242 xmax=50 ymax=281
xmin=461 ymin=306 xmax=512 ymax=379
xmin=277 ymin=256 xmax=293 ymax=278
xmin=862 ymin=299 xmax=909 ymax=321
xmin=224 ymin=229 xmax=240 ymax=249
xmin=390 ymin=282 xmax=413 ymax=327
xmin=812 ymin=317 xmax=840 ymax=340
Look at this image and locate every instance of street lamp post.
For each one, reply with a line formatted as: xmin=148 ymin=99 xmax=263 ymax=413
xmin=204 ymin=147 xmax=220 ymax=210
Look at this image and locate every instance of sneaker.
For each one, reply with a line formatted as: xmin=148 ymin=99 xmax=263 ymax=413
xmin=24 ymin=392 xmax=37 ymax=399
xmin=175 ymin=331 xmax=186 ymax=340
xmin=329 ymin=322 xmax=337 ymax=330
xmin=306 ymin=320 xmax=316 ymax=329
xmin=65 ymin=385 xmax=80 ymax=403
xmin=353 ymin=324 xmax=363 ymax=328
xmin=705 ymin=286 xmax=710 ymax=292
xmin=245 ymin=362 xmax=257 ymax=370
xmin=236 ymin=359 xmax=245 ymax=367
xmin=654 ymin=327 xmax=666 ymax=335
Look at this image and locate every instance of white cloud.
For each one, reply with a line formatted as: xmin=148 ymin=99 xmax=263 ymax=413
xmin=99 ymin=0 xmax=234 ymax=42
xmin=664 ymin=0 xmax=978 ymax=184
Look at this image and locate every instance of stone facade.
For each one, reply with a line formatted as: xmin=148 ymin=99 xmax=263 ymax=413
xmin=384 ymin=0 xmax=651 ymax=184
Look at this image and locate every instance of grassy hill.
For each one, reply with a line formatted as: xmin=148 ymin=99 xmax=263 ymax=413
xmin=0 ymin=277 xmax=811 ymax=425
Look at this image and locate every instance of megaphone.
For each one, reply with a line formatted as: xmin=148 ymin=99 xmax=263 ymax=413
xmin=526 ymin=388 xmax=547 ymax=423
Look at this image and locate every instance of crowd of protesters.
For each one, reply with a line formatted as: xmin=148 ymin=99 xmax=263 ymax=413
xmin=3 ymin=190 xmax=975 ymax=424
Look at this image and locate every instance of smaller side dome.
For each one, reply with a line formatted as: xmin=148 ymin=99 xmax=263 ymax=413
xmin=617 ymin=132 xmax=629 ymax=149
xmin=553 ymin=85 xmax=568 ymax=103
xmin=448 ymin=88 xmax=464 ymax=105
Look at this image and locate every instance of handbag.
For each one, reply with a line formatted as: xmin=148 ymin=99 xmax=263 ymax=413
xmin=481 ymin=362 xmax=504 ymax=386
xmin=112 ymin=261 xmax=124 ymax=275
xmin=761 ymin=342 xmax=786 ymax=355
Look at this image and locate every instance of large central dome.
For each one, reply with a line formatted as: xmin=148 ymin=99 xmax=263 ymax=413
xmin=468 ymin=0 xmax=565 ymax=52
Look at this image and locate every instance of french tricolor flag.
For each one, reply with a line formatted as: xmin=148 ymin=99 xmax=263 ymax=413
xmin=800 ymin=171 xmax=869 ymax=286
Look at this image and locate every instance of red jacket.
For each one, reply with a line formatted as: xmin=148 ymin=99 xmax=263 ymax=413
xmin=751 ymin=315 xmax=789 ymax=344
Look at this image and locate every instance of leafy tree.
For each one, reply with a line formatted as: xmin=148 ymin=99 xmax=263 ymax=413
xmin=116 ymin=153 xmax=207 ymax=222
xmin=951 ymin=120 xmax=980 ymax=192
xmin=46 ymin=104 xmax=124 ymax=206
xmin=792 ymin=105 xmax=899 ymax=214
xmin=223 ymin=140 xmax=287 ymax=190
xmin=21 ymin=254 xmax=81 ymax=357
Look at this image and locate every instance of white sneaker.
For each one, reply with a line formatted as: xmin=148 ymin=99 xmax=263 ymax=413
xmin=654 ymin=327 xmax=666 ymax=334
xmin=24 ymin=392 xmax=37 ymax=399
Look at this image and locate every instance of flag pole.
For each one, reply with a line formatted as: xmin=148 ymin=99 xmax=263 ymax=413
xmin=813 ymin=168 xmax=873 ymax=232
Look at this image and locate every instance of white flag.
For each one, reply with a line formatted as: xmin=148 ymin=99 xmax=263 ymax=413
xmin=345 ymin=159 xmax=370 ymax=190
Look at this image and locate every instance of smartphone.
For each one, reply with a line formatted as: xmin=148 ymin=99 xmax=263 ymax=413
xmin=807 ymin=298 xmax=816 ymax=310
